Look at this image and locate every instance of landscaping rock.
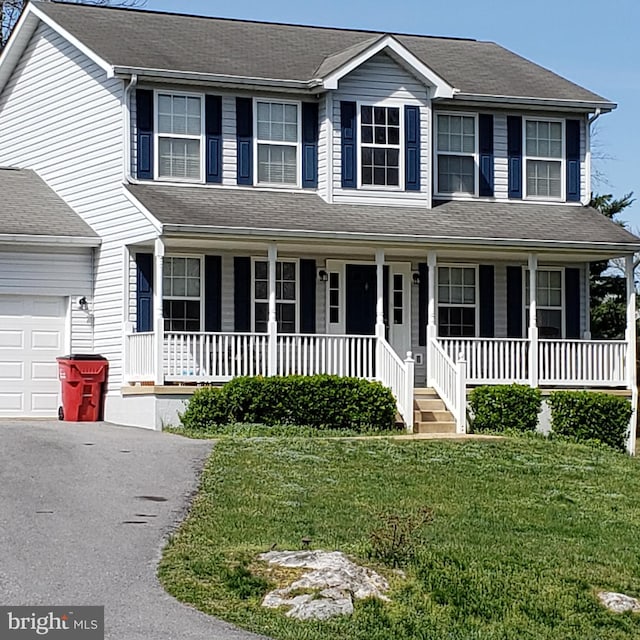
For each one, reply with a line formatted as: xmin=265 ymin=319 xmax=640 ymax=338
xmin=597 ymin=591 xmax=640 ymax=613
xmin=259 ymin=550 xmax=389 ymax=620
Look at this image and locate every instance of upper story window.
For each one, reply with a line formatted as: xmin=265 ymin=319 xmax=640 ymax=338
xmin=255 ymin=101 xmax=300 ymax=186
xmin=157 ymin=93 xmax=203 ymax=181
xmin=436 ymin=114 xmax=477 ymax=195
xmin=524 ymin=120 xmax=564 ymax=199
xmin=360 ymin=105 xmax=401 ymax=187
xmin=162 ymin=256 xmax=201 ymax=331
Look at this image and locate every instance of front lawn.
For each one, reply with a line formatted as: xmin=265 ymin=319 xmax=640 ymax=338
xmin=159 ymin=436 xmax=640 ymax=639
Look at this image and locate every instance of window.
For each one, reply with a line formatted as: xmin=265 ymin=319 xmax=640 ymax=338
xmin=525 ymin=269 xmax=563 ymax=338
xmin=329 ymin=272 xmax=340 ymax=324
xmin=157 ymin=93 xmax=203 ymax=180
xmin=360 ymin=105 xmax=401 ymax=187
xmin=437 ymin=114 xmax=476 ymax=194
xmin=256 ymin=101 xmax=299 ymax=185
xmin=162 ymin=257 xmax=201 ymax=331
xmin=254 ymin=260 xmax=297 ymax=332
xmin=393 ymin=274 xmax=403 ymax=325
xmin=525 ymin=120 xmax=563 ymax=199
xmin=437 ymin=266 xmax=476 ymax=337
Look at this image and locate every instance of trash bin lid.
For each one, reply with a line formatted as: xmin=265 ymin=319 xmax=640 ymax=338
xmin=57 ymin=354 xmax=108 ymax=361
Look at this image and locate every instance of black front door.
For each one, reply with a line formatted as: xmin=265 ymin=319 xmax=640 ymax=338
xmin=346 ymin=265 xmax=377 ymax=335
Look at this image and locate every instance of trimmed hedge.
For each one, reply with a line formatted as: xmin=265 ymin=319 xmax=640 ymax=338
xmin=180 ymin=375 xmax=398 ymax=433
xmin=548 ymin=390 xmax=631 ymax=452
xmin=469 ymin=384 xmax=542 ymax=433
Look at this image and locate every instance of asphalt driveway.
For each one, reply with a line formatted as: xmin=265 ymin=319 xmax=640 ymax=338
xmin=0 ymin=420 xmax=268 ymax=640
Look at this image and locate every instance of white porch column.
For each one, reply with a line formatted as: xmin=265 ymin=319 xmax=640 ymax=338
xmin=625 ymin=255 xmax=637 ymax=455
xmin=528 ymin=253 xmax=539 ymax=387
xmin=153 ymin=237 xmax=165 ymax=385
xmin=267 ymin=243 xmax=278 ymax=376
xmin=426 ymin=251 xmax=437 ymax=386
xmin=375 ymin=248 xmax=385 ymax=339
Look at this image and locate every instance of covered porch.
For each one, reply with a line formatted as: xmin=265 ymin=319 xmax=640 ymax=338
xmin=121 ymin=236 xmax=637 ymax=444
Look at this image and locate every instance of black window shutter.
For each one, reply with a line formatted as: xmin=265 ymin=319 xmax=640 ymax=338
xmin=236 ymin=98 xmax=253 ymax=185
xmin=205 ymin=95 xmax=222 ymax=184
xmin=340 ymin=101 xmax=357 ymax=188
xmin=136 ymin=89 xmax=154 ymax=180
xmin=136 ymin=252 xmax=153 ymax=332
xmin=506 ymin=266 xmax=523 ymax=338
xmin=565 ymin=267 xmax=581 ymax=338
xmin=418 ymin=263 xmax=428 ymax=346
xmin=204 ymin=256 xmax=222 ymax=332
xmin=299 ymin=259 xmax=316 ymax=333
xmin=507 ymin=116 xmax=522 ymax=199
xmin=566 ymin=120 xmax=580 ymax=202
xmin=302 ymin=103 xmax=318 ymax=189
xmin=479 ymin=114 xmax=494 ymax=197
xmin=404 ymin=105 xmax=420 ymax=191
xmin=479 ymin=265 xmax=495 ymax=337
xmin=234 ymin=257 xmax=251 ymax=331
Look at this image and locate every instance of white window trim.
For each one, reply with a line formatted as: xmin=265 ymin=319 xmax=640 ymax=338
xmin=523 ymin=117 xmax=565 ymax=202
xmin=253 ymin=98 xmax=302 ymax=189
xmin=523 ymin=267 xmax=565 ymax=339
xmin=436 ymin=263 xmax=480 ymax=337
xmin=154 ymin=90 xmax=206 ymax=184
xmin=356 ymin=100 xmax=405 ymax=191
xmin=251 ymin=257 xmax=300 ymax=333
xmin=434 ymin=112 xmax=479 ymax=198
xmin=162 ymin=254 xmax=204 ymax=332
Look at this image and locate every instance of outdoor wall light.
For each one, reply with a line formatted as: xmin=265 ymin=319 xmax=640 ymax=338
xmin=318 ymin=270 xmax=329 ymax=282
xmin=78 ymin=296 xmax=89 ymax=311
xmin=412 ymin=272 xmax=421 ymax=285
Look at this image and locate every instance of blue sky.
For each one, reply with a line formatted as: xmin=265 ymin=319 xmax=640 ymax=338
xmin=145 ymin=0 xmax=640 ymax=227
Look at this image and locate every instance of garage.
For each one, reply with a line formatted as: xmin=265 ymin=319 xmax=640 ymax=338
xmin=0 ymin=295 xmax=67 ymax=417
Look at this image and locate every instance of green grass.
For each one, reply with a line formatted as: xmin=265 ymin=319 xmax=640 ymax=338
xmin=159 ymin=436 xmax=640 ymax=639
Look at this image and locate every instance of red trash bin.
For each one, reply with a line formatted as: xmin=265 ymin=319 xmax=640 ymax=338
xmin=57 ymin=355 xmax=109 ymax=422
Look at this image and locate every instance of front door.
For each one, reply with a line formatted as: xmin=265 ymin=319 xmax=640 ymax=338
xmin=345 ymin=265 xmax=376 ymax=335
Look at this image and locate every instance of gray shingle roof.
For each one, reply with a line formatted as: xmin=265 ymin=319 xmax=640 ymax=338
xmin=125 ymin=184 xmax=640 ymax=250
xmin=34 ymin=2 xmax=609 ymax=104
xmin=0 ymin=167 xmax=98 ymax=239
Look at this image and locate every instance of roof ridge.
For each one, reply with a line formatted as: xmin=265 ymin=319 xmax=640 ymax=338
xmin=41 ymin=1 xmax=477 ymax=43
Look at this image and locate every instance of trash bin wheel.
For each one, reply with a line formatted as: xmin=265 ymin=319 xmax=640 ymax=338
xmin=58 ymin=406 xmax=64 ymax=421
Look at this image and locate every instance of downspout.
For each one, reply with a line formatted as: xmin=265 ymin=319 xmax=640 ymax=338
xmin=585 ymin=107 xmax=602 ymax=204
xmin=122 ymin=74 xmax=138 ymax=183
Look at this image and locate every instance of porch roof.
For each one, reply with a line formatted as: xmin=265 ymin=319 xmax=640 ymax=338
xmin=125 ymin=184 xmax=640 ymax=253
xmin=0 ymin=167 xmax=99 ymax=245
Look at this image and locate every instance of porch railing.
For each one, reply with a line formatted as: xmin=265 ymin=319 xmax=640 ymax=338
xmin=276 ymin=334 xmax=376 ymax=378
xmin=439 ymin=338 xmax=529 ymax=384
xmin=377 ymin=338 xmax=414 ymax=430
xmin=428 ymin=338 xmax=466 ymax=433
xmin=165 ymin=332 xmax=268 ymax=382
xmin=125 ymin=331 xmax=155 ymax=381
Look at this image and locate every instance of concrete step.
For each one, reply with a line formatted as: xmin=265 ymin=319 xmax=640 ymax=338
xmin=414 ymin=409 xmax=455 ymax=423
xmin=413 ymin=421 xmax=457 ymax=434
xmin=415 ymin=398 xmax=447 ymax=411
xmin=413 ymin=387 xmax=436 ymax=395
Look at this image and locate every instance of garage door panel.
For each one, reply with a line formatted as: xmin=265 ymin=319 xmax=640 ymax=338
xmin=0 ymin=362 xmax=24 ymax=380
xmin=0 ymin=295 xmax=65 ymax=418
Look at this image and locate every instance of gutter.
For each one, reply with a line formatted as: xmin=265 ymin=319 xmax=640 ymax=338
xmin=445 ymin=92 xmax=616 ymax=112
xmin=160 ymin=223 xmax=640 ymax=254
xmin=122 ymin=73 xmax=138 ymax=184
xmin=0 ymin=234 xmax=101 ymax=247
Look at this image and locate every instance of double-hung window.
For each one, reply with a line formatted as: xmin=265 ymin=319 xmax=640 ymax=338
xmin=162 ymin=256 xmax=201 ymax=331
xmin=525 ymin=269 xmax=563 ymax=338
xmin=524 ymin=119 xmax=563 ymax=199
xmin=360 ymin=105 xmax=401 ymax=187
xmin=256 ymin=101 xmax=300 ymax=186
xmin=157 ymin=93 xmax=203 ymax=181
xmin=254 ymin=260 xmax=297 ymax=333
xmin=436 ymin=114 xmax=476 ymax=195
xmin=437 ymin=266 xmax=477 ymax=337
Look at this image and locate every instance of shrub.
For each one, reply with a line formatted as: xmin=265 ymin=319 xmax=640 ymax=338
xmin=548 ymin=390 xmax=632 ymax=452
xmin=468 ymin=384 xmax=542 ymax=433
xmin=179 ymin=375 xmax=398 ymax=433
xmin=179 ymin=385 xmax=228 ymax=430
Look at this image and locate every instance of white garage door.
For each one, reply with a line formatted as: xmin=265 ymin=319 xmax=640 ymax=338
xmin=0 ymin=296 xmax=66 ymax=417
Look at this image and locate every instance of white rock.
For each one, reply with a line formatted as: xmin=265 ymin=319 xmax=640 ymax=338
xmin=259 ymin=550 xmax=389 ymax=620
xmin=597 ymin=591 xmax=640 ymax=613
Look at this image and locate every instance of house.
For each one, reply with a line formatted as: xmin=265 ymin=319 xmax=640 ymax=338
xmin=0 ymin=1 xmax=638 ymax=445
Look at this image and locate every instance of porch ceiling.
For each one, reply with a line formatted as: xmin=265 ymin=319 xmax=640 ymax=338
xmin=126 ymin=184 xmax=640 ymax=256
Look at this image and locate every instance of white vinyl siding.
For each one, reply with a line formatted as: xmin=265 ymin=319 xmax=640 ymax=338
xmin=0 ymin=23 xmax=158 ymax=401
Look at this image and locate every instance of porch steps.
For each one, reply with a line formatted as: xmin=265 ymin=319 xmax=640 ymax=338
xmin=412 ymin=388 xmax=456 ymax=434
